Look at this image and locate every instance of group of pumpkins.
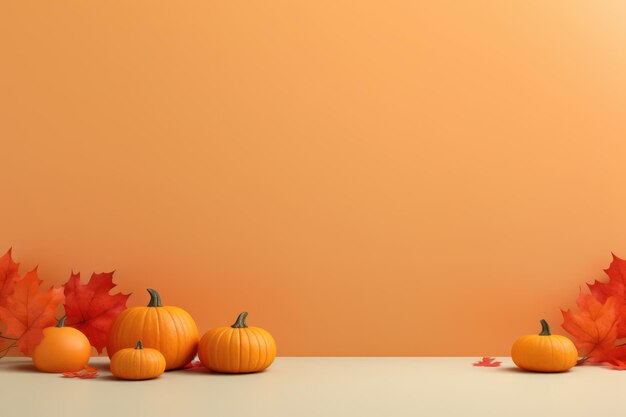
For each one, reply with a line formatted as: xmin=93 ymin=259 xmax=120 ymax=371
xmin=31 ymin=287 xmax=579 ymax=377
xmin=31 ymin=289 xmax=277 ymax=380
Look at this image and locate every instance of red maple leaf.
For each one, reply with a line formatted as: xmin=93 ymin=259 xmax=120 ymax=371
xmin=63 ymin=365 xmax=98 ymax=378
xmin=588 ymin=254 xmax=626 ymax=338
xmin=588 ymin=254 xmax=626 ymax=303
xmin=0 ymin=248 xmax=20 ymax=306
xmin=602 ymin=346 xmax=626 ymax=370
xmin=0 ymin=268 xmax=65 ymax=354
xmin=606 ymin=360 xmax=626 ymax=370
xmin=473 ymin=357 xmax=501 ymax=367
xmin=0 ymin=336 xmax=15 ymax=358
xmin=561 ymin=292 xmax=619 ymax=363
xmin=0 ymin=249 xmax=20 ymax=357
xmin=63 ymin=272 xmax=130 ymax=353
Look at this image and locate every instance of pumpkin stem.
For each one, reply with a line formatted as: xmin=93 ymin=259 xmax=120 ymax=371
xmin=147 ymin=288 xmax=162 ymax=307
xmin=231 ymin=312 xmax=249 ymax=328
xmin=56 ymin=315 xmax=67 ymax=328
xmin=539 ymin=319 xmax=551 ymax=336
xmin=135 ymin=340 xmax=143 ymax=350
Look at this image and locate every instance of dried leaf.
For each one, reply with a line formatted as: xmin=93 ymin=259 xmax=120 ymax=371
xmin=63 ymin=272 xmax=130 ymax=353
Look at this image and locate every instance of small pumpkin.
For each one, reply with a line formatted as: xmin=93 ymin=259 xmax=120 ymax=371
xmin=106 ymin=288 xmax=198 ymax=370
xmin=32 ymin=316 xmax=91 ymax=373
xmin=511 ymin=319 xmax=578 ymax=372
xmin=110 ymin=340 xmax=166 ymax=380
xmin=198 ymin=311 xmax=276 ymax=373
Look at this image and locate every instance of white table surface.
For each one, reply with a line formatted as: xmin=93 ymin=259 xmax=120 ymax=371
xmin=0 ymin=357 xmax=623 ymax=417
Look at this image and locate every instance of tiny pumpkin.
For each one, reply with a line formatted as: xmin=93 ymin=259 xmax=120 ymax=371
xmin=511 ymin=319 xmax=578 ymax=372
xmin=32 ymin=316 xmax=91 ymax=373
xmin=198 ymin=312 xmax=276 ymax=373
xmin=110 ymin=340 xmax=166 ymax=380
xmin=106 ymin=288 xmax=199 ymax=370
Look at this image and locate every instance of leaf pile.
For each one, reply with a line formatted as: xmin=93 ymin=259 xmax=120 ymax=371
xmin=562 ymin=254 xmax=626 ymax=367
xmin=0 ymin=248 xmax=129 ymax=356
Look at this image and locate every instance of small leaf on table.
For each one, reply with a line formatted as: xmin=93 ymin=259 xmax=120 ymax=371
xmin=473 ymin=357 xmax=501 ymax=367
xmin=63 ymin=365 xmax=98 ymax=379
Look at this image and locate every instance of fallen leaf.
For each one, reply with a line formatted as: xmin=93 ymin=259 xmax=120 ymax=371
xmin=0 ymin=248 xmax=20 ymax=306
xmin=473 ymin=357 xmax=501 ymax=367
xmin=561 ymin=292 xmax=619 ymax=363
xmin=63 ymin=272 xmax=130 ymax=353
xmin=63 ymin=365 xmax=98 ymax=378
xmin=0 ymin=268 xmax=65 ymax=354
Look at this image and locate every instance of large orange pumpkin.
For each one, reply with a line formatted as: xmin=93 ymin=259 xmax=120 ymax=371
xmin=198 ymin=311 xmax=276 ymax=373
xmin=106 ymin=288 xmax=198 ymax=370
xmin=32 ymin=316 xmax=91 ymax=373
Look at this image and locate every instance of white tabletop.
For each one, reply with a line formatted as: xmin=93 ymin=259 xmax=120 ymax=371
xmin=0 ymin=357 xmax=621 ymax=416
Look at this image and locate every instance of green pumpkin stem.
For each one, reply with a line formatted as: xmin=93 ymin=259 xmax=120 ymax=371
xmin=147 ymin=288 xmax=162 ymax=307
xmin=136 ymin=340 xmax=143 ymax=350
xmin=231 ymin=312 xmax=249 ymax=328
xmin=56 ymin=315 xmax=67 ymax=328
xmin=539 ymin=319 xmax=551 ymax=336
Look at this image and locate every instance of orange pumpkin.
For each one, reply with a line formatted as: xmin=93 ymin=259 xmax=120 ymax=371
xmin=198 ymin=312 xmax=276 ymax=373
xmin=32 ymin=316 xmax=91 ymax=373
xmin=110 ymin=340 xmax=166 ymax=380
xmin=511 ymin=319 xmax=578 ymax=372
xmin=106 ymin=288 xmax=198 ymax=370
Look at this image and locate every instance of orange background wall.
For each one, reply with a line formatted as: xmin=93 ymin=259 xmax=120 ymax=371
xmin=2 ymin=1 xmax=626 ymax=356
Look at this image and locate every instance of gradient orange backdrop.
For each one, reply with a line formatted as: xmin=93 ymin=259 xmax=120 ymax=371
xmin=2 ymin=1 xmax=626 ymax=356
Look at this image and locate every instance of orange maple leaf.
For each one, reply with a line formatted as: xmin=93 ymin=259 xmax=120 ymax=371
xmin=63 ymin=272 xmax=130 ymax=353
xmin=0 ymin=248 xmax=20 ymax=306
xmin=0 ymin=268 xmax=65 ymax=355
xmin=561 ymin=292 xmax=619 ymax=363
